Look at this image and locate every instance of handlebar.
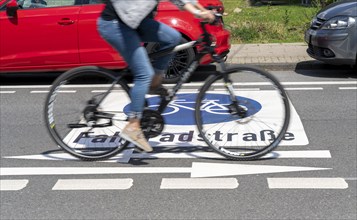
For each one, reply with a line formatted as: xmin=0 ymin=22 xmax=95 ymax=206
xmin=200 ymin=13 xmax=223 ymax=26
xmin=197 ymin=13 xmax=223 ymax=60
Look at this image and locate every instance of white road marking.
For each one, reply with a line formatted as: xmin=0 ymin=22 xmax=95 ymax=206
xmin=285 ymin=87 xmax=323 ymax=91
xmin=0 ymin=167 xmax=191 ymax=176
xmin=281 ymin=81 xmax=357 ymax=86
xmin=160 ymin=178 xmax=238 ymax=189
xmin=3 ymin=150 xmax=332 ymax=163
xmin=58 ymin=90 xmax=77 ymax=93
xmin=0 ymin=163 xmax=331 ymax=178
xmin=267 ymin=178 xmax=348 ymax=189
xmin=214 ymin=88 xmax=260 ymax=91
xmin=0 ymin=91 xmax=16 ymax=94
xmin=30 ymin=90 xmax=76 ymax=94
xmin=52 ymin=178 xmax=133 ymax=190
xmin=339 ymin=87 xmax=357 ymax=90
xmin=91 ymin=90 xmax=109 ymax=93
xmin=1 ymin=81 xmax=356 ymax=89
xmin=0 ymin=179 xmax=29 ymax=191
xmin=190 ymin=162 xmax=331 ymax=178
xmin=166 ymin=81 xmax=357 ymax=87
xmin=30 ymin=91 xmax=49 ymax=93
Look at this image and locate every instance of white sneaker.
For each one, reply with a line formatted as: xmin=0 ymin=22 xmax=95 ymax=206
xmin=120 ymin=126 xmax=153 ymax=152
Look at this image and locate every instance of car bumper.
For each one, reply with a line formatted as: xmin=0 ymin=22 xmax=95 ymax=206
xmin=304 ymin=28 xmax=356 ymax=65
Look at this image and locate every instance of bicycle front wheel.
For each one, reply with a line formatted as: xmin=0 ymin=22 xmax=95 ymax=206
xmin=195 ymin=65 xmax=290 ymax=160
xmin=44 ymin=66 xmax=131 ymax=161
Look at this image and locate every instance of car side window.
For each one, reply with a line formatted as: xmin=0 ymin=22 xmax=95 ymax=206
xmin=18 ymin=0 xmax=76 ymax=9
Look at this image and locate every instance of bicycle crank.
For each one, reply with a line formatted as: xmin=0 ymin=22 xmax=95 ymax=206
xmin=141 ymin=109 xmax=165 ymax=139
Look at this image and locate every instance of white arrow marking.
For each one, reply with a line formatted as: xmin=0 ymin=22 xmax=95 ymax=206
xmin=3 ymin=150 xmax=331 ymax=163
xmin=0 ymin=162 xmax=331 ymax=178
xmin=190 ymin=162 xmax=331 ymax=178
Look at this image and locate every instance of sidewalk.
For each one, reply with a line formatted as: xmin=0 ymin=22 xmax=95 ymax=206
xmin=226 ymin=42 xmax=323 ymax=70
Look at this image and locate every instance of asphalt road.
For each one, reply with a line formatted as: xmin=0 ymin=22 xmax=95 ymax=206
xmin=0 ymin=68 xmax=356 ymax=220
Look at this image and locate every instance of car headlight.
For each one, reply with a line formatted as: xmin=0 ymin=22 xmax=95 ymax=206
xmin=321 ymin=16 xmax=356 ymax=30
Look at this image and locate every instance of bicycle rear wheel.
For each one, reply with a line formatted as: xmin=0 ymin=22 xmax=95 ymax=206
xmin=195 ymin=65 xmax=290 ymax=160
xmin=44 ymin=66 xmax=131 ymax=161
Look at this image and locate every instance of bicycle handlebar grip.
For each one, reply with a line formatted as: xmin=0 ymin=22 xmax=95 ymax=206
xmin=200 ymin=13 xmax=223 ymax=25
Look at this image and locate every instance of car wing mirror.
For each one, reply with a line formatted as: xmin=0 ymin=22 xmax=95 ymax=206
xmin=6 ymin=0 xmax=19 ymax=17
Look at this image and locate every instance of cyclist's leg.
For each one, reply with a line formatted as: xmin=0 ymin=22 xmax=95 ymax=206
xmin=97 ymin=17 xmax=153 ymax=152
xmin=97 ymin=18 xmax=154 ymax=115
xmin=137 ymin=18 xmax=181 ymax=88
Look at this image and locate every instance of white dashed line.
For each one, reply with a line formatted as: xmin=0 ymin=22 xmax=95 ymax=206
xmin=160 ymin=178 xmax=238 ymax=189
xmin=0 ymin=91 xmax=16 ymax=94
xmin=214 ymin=88 xmax=260 ymax=91
xmin=30 ymin=90 xmax=76 ymax=93
xmin=339 ymin=87 xmax=357 ymax=90
xmin=285 ymin=87 xmax=323 ymax=91
xmin=0 ymin=179 xmax=29 ymax=191
xmin=30 ymin=91 xmax=49 ymax=94
xmin=267 ymin=178 xmax=348 ymax=189
xmin=52 ymin=178 xmax=133 ymax=190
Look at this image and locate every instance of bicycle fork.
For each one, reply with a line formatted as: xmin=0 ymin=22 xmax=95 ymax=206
xmin=217 ymin=61 xmax=248 ymax=118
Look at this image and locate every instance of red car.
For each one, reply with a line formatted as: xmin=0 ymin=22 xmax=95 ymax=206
xmin=0 ymin=0 xmax=230 ymax=83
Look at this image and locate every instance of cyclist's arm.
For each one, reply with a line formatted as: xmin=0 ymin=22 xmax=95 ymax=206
xmin=170 ymin=0 xmax=215 ymax=23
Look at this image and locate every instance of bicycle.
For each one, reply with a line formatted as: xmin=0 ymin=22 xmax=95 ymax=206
xmin=44 ymin=15 xmax=290 ymax=161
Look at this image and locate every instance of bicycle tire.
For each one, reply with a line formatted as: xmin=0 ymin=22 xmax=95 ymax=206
xmin=195 ymin=65 xmax=290 ymax=160
xmin=44 ymin=66 xmax=131 ymax=161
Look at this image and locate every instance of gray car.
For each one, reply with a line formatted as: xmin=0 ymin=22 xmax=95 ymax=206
xmin=305 ymin=0 xmax=357 ymax=66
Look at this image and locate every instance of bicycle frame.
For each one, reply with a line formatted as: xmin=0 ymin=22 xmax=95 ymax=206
xmin=95 ymin=20 xmax=232 ymax=117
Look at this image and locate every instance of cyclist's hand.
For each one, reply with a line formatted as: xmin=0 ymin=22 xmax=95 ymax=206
xmin=199 ymin=10 xmax=215 ymax=23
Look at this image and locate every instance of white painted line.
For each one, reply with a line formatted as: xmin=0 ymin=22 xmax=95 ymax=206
xmin=267 ymin=178 xmax=348 ymax=189
xmin=285 ymin=87 xmax=323 ymax=91
xmin=4 ymin=150 xmax=332 ymax=162
xmin=214 ymin=88 xmax=260 ymax=91
xmin=160 ymin=178 xmax=238 ymax=189
xmin=261 ymin=150 xmax=331 ymax=158
xmin=30 ymin=91 xmax=49 ymax=93
xmin=0 ymin=179 xmax=28 ymax=191
xmin=281 ymin=81 xmax=356 ymax=86
xmin=174 ymin=81 xmax=357 ymax=87
xmin=0 ymin=85 xmax=51 ymax=89
xmin=0 ymin=167 xmax=192 ymax=176
xmin=0 ymin=91 xmax=16 ymax=94
xmin=339 ymin=87 xmax=357 ymax=90
xmin=91 ymin=90 xmax=108 ymax=93
xmin=131 ymin=150 xmax=331 ymax=160
xmin=0 ymin=163 xmax=331 ymax=178
xmin=344 ymin=178 xmax=357 ymax=181
xmin=190 ymin=163 xmax=331 ymax=178
xmin=52 ymin=178 xmax=133 ymax=190
xmin=58 ymin=90 xmax=77 ymax=93
xmin=176 ymin=89 xmax=199 ymax=92
xmin=30 ymin=90 xmax=76 ymax=94
xmin=1 ymin=81 xmax=356 ymax=89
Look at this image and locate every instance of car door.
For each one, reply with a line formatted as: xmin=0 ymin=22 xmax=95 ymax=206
xmin=0 ymin=0 xmax=80 ymax=71
xmin=77 ymin=0 xmax=126 ymax=68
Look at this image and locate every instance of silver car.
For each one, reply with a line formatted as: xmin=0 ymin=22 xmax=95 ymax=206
xmin=305 ymin=0 xmax=357 ymax=66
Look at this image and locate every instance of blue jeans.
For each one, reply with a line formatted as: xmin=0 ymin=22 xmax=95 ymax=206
xmin=97 ymin=17 xmax=181 ymax=118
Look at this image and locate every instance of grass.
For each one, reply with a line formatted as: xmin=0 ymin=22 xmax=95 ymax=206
xmin=222 ymin=0 xmax=322 ymax=43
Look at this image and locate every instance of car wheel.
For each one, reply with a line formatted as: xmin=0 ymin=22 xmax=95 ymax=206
xmin=146 ymin=37 xmax=195 ymax=84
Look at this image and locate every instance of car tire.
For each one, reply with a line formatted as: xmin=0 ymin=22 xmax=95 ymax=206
xmin=146 ymin=37 xmax=195 ymax=84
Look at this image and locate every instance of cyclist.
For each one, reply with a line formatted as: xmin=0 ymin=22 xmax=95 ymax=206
xmin=97 ymin=0 xmax=215 ymax=152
